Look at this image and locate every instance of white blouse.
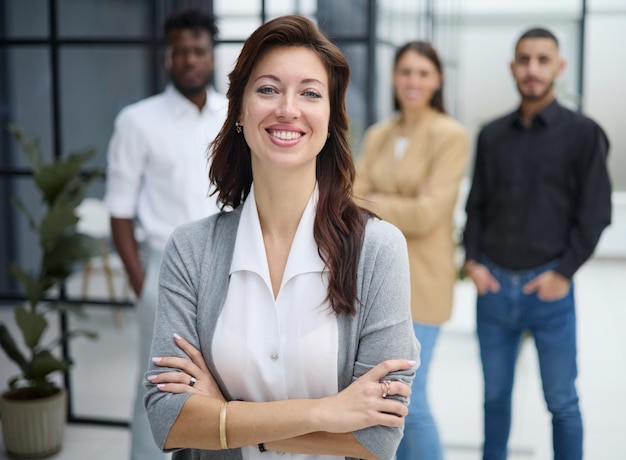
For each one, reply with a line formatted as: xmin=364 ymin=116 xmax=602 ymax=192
xmin=394 ymin=136 xmax=409 ymax=161
xmin=212 ymin=185 xmax=340 ymax=460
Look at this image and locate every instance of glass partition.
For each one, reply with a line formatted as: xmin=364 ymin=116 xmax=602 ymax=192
xmin=3 ymin=0 xmax=49 ymax=38
xmin=57 ymin=0 xmax=150 ymax=38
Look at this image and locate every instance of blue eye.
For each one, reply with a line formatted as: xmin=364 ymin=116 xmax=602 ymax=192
xmin=257 ymin=86 xmax=276 ymax=95
xmin=304 ymin=90 xmax=322 ymax=99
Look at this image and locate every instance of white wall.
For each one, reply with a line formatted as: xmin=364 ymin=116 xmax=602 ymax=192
xmin=584 ymin=6 xmax=626 ymax=255
xmin=584 ymin=12 xmax=626 ymax=191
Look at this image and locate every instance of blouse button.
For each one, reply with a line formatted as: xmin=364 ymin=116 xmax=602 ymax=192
xmin=270 ymin=352 xmax=279 ymax=361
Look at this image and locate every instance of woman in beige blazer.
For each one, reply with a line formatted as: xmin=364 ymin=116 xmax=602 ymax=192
xmin=354 ymin=41 xmax=469 ymax=460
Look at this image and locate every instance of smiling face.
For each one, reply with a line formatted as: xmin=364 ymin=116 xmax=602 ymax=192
xmin=510 ymin=37 xmax=564 ymax=103
xmin=393 ymin=49 xmax=441 ymax=114
xmin=238 ymin=46 xmax=331 ymax=177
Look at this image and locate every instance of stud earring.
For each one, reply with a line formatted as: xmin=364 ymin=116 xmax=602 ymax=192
xmin=235 ymin=122 xmax=242 ymax=134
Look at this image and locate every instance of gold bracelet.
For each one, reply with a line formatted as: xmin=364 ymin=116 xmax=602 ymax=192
xmin=219 ymin=401 xmax=229 ymax=450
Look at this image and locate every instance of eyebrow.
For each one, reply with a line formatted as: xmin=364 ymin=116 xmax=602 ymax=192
xmin=516 ymin=52 xmax=552 ymax=60
xmin=254 ymin=74 xmax=326 ymax=86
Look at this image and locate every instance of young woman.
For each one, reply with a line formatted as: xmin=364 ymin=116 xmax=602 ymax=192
xmin=353 ymin=41 xmax=469 ymax=460
xmin=143 ymin=15 xmax=419 ymax=460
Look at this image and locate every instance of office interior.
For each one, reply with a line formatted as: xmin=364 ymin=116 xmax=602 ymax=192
xmin=1 ymin=1 xmax=625 ymax=459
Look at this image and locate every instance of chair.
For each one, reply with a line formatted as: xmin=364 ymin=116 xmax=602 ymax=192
xmin=75 ymin=198 xmax=128 ymax=328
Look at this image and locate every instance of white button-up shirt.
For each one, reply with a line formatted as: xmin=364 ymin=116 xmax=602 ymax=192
xmin=104 ymin=84 xmax=227 ymax=250
xmin=213 ymin=185 xmax=340 ymax=460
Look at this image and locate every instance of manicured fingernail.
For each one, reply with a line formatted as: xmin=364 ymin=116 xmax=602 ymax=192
xmin=173 ymin=333 xmax=182 ymax=340
xmin=152 ymin=357 xmax=161 ymax=363
xmin=157 ymin=384 xmax=166 ymax=389
xmin=407 ymin=360 xmax=416 ymax=366
xmin=147 ymin=375 xmax=157 ymax=381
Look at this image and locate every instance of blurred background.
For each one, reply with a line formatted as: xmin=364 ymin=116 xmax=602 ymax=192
xmin=1 ymin=1 xmax=625 ymax=459
xmin=1 ymin=0 xmax=625 ymax=293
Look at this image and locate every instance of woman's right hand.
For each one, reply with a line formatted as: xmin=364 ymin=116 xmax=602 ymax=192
xmin=316 ymin=358 xmax=415 ymax=433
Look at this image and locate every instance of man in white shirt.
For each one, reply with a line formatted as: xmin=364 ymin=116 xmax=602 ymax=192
xmin=103 ymin=9 xmax=226 ymax=460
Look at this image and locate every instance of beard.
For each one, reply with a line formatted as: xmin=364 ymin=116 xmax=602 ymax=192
xmin=517 ymin=78 xmax=554 ymax=102
xmin=172 ymin=75 xmax=212 ymax=98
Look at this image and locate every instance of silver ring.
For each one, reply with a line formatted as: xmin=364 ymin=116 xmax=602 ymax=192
xmin=189 ymin=377 xmax=197 ymax=387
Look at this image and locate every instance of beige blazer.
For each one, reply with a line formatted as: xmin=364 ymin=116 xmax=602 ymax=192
xmin=354 ymin=108 xmax=469 ymax=325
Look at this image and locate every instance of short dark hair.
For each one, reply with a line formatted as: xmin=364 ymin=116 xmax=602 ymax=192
xmin=517 ymin=27 xmax=559 ymax=49
xmin=163 ymin=9 xmax=218 ymax=43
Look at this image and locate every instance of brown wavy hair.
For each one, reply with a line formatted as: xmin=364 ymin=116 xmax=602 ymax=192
xmin=393 ymin=41 xmax=446 ymax=113
xmin=209 ymin=15 xmax=370 ymax=315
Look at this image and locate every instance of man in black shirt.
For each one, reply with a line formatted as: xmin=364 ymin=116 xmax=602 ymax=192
xmin=463 ymin=27 xmax=611 ymax=460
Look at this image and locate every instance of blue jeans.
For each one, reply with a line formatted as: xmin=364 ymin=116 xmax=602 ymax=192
xmin=476 ymin=257 xmax=582 ymax=460
xmin=396 ymin=323 xmax=443 ymax=460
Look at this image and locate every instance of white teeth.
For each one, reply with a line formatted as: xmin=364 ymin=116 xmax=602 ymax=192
xmin=270 ymin=130 xmax=302 ymax=140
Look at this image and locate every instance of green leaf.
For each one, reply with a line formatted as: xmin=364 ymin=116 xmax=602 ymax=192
xmin=8 ymin=264 xmax=45 ymax=307
xmin=36 ymin=164 xmax=77 ymax=206
xmin=24 ymin=350 xmax=71 ymax=381
xmin=40 ymin=204 xmax=79 ymax=247
xmin=65 ymin=147 xmax=98 ymax=171
xmin=15 ymin=305 xmax=47 ymax=349
xmin=43 ymin=233 xmax=104 ymax=280
xmin=35 ymin=147 xmax=97 ymax=205
xmin=9 ymin=196 xmax=37 ymax=231
xmin=50 ymin=172 xmax=89 ymax=208
xmin=7 ymin=124 xmax=43 ymax=172
xmin=0 ymin=323 xmax=29 ymax=371
xmin=54 ymin=169 xmax=103 ymax=209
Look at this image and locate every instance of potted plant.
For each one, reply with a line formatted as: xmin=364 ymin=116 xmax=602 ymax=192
xmin=0 ymin=125 xmax=104 ymax=457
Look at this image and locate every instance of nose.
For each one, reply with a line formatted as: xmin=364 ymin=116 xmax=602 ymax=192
xmin=527 ymin=58 xmax=540 ymax=74
xmin=184 ymin=51 xmax=198 ymax=67
xmin=275 ymin=93 xmax=300 ymax=119
xmin=406 ymin=71 xmax=423 ymax=87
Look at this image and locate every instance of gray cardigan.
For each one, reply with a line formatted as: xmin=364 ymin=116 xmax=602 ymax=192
xmin=144 ymin=208 xmax=420 ymax=460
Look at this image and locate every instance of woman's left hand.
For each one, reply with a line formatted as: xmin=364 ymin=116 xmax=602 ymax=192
xmin=148 ymin=334 xmax=223 ymax=400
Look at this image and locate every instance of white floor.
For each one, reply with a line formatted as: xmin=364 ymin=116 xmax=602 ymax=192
xmin=1 ymin=256 xmax=625 ymax=459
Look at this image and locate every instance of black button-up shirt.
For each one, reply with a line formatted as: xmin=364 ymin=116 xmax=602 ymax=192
xmin=463 ymin=99 xmax=612 ymax=278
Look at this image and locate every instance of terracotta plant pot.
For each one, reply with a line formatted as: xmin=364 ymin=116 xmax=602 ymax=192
xmin=0 ymin=388 xmax=66 ymax=458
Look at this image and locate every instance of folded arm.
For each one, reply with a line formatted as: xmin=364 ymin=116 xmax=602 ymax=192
xmin=150 ymin=335 xmax=412 ymax=456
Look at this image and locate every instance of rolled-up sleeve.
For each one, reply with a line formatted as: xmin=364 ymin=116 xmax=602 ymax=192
xmin=104 ymin=110 xmax=148 ymax=218
xmin=348 ymin=220 xmax=421 ymax=460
